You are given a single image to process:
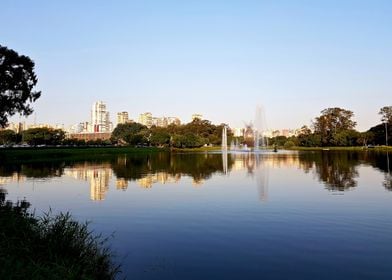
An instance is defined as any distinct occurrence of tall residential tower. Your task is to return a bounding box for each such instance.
[91,101,111,133]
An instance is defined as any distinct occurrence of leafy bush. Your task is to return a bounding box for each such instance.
[0,189,120,280]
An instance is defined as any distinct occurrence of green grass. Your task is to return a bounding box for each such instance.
[0,189,120,280]
[0,146,164,162]
[170,146,222,152]
[285,146,392,152]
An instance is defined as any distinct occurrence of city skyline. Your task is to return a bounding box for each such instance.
[2,1,391,131]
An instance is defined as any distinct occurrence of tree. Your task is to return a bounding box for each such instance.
[313,107,357,146]
[22,128,65,146]
[0,45,41,127]
[150,127,170,147]
[0,129,17,145]
[379,106,392,146]
[111,123,148,145]
[357,131,374,146]
[379,106,392,124]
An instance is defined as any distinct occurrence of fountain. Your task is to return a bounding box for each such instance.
[221,126,228,151]
[220,106,269,154]
[253,105,268,151]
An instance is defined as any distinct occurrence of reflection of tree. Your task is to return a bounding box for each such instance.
[110,152,234,184]
[2,150,392,194]
[383,152,392,191]
[0,162,64,179]
[299,152,359,191]
[384,175,392,191]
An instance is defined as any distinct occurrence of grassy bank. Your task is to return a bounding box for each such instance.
[0,146,164,162]
[286,146,392,152]
[0,189,119,280]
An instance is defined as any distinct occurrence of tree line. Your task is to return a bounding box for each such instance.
[0,45,391,148]
[269,106,392,148]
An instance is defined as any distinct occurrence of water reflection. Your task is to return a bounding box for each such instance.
[65,163,112,200]
[384,152,392,191]
[297,152,359,191]
[1,151,392,201]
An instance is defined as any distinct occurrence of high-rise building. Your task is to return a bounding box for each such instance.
[91,101,111,133]
[138,112,152,128]
[117,111,129,125]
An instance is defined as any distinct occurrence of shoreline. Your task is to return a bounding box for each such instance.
[1,145,391,163]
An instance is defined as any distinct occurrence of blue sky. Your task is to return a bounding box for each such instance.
[1,0,391,131]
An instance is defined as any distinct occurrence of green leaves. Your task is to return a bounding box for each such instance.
[0,45,41,127]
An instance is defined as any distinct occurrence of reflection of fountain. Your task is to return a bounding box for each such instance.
[229,153,269,201]
[255,155,269,201]
[222,149,228,175]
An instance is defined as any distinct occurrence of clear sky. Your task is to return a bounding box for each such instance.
[1,0,391,131]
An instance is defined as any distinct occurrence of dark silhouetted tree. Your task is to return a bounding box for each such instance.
[0,45,41,127]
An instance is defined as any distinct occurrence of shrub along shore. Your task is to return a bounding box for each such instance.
[0,189,120,280]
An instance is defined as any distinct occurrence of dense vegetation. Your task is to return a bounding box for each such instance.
[1,107,391,149]
[0,45,41,127]
[0,119,230,148]
[269,106,392,148]
[111,118,229,148]
[0,188,119,279]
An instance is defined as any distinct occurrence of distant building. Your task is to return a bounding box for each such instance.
[4,122,26,133]
[91,101,111,133]
[117,111,129,125]
[138,112,153,128]
[233,128,244,137]
[192,114,203,121]
[167,117,181,126]
[69,132,111,141]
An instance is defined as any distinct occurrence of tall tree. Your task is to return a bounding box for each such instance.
[0,45,41,127]
[313,107,356,146]
[379,106,392,124]
[379,106,392,146]
[111,123,148,145]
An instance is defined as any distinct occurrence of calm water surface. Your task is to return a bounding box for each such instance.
[1,150,392,279]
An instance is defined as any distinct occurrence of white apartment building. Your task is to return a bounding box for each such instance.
[138,112,153,128]
[117,111,129,125]
[91,101,111,133]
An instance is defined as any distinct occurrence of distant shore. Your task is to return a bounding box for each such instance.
[1,145,391,163]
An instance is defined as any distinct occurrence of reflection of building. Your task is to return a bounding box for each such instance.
[0,173,26,185]
[137,172,181,188]
[65,163,112,201]
[116,178,128,190]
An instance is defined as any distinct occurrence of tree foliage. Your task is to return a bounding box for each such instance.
[379,106,392,124]
[111,123,148,145]
[313,107,357,146]
[0,45,41,127]
[111,119,229,148]
[0,129,17,145]
[22,128,65,146]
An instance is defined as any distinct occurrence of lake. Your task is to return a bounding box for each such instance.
[1,150,392,279]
